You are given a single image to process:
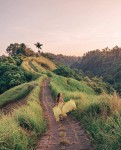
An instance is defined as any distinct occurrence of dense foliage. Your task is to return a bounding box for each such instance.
[41,52,81,67]
[53,65,83,81]
[72,46,121,93]
[0,56,33,94]
[83,76,114,94]
[6,43,35,56]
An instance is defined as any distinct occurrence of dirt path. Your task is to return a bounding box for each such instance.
[36,79,92,150]
[29,60,38,72]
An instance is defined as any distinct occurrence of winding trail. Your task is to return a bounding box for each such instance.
[36,79,92,150]
[28,60,38,72]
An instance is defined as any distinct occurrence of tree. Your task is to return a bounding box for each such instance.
[53,65,83,80]
[6,43,35,56]
[34,42,43,54]
[6,43,19,56]
[0,60,33,94]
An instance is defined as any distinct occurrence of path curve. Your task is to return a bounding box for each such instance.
[29,60,38,72]
[36,79,92,150]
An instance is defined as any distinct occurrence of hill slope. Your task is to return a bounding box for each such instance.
[41,52,81,67]
[1,54,121,149]
[21,56,56,73]
[72,46,121,93]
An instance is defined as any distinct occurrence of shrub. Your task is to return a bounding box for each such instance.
[0,61,35,94]
[53,65,82,81]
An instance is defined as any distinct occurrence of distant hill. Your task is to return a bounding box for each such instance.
[72,46,121,93]
[41,52,81,67]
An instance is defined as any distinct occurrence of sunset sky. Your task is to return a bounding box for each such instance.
[0,0,121,56]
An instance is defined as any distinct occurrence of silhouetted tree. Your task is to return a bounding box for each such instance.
[34,42,43,54]
[6,43,35,56]
[6,43,19,56]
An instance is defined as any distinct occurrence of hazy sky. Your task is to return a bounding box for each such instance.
[0,0,121,56]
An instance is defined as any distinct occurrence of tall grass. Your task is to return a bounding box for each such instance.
[0,69,45,108]
[21,59,36,73]
[21,59,41,79]
[0,75,47,150]
[14,76,47,137]
[31,60,44,72]
[50,74,121,149]
[50,74,96,101]
[14,100,46,137]
[22,56,56,72]
[74,95,121,150]
[0,83,31,108]
[51,74,96,94]
[35,56,56,71]
[0,115,30,150]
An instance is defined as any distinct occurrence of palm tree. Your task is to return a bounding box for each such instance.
[34,42,43,54]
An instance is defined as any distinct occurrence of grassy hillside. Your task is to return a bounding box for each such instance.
[0,75,47,150]
[21,56,56,73]
[50,74,96,101]
[41,52,81,67]
[50,73,121,149]
[0,82,31,108]
[1,54,121,149]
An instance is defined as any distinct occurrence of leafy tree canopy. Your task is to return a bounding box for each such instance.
[75,46,121,93]
[0,56,33,94]
[6,43,35,56]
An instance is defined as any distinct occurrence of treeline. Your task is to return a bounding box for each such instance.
[74,46,121,93]
[42,52,81,67]
[6,43,35,56]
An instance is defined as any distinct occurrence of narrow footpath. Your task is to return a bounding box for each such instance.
[36,79,92,150]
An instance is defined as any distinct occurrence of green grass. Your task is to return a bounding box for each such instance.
[0,75,47,150]
[31,60,43,72]
[72,99,121,150]
[14,100,46,137]
[0,71,45,108]
[51,74,96,94]
[50,74,96,101]
[0,115,30,150]
[0,83,31,108]
[14,78,47,137]
[22,56,56,72]
[50,74,121,149]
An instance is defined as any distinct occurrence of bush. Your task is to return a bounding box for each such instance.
[0,62,34,94]
[53,65,83,81]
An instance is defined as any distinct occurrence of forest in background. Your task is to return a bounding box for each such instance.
[42,46,121,94]
[72,46,121,93]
